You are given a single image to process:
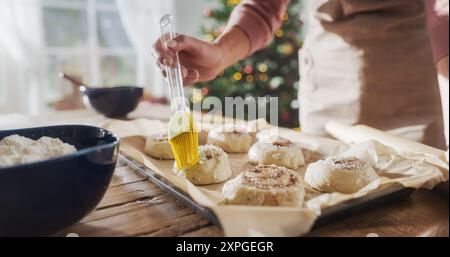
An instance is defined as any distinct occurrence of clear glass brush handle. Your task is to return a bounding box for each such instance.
[160,14,186,114]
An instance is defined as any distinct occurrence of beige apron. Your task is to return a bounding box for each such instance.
[299,0,445,149]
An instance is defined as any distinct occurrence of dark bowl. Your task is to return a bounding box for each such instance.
[80,86,143,118]
[0,125,120,236]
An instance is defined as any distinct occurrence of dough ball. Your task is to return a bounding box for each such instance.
[222,164,305,206]
[175,144,232,185]
[304,156,379,194]
[248,135,305,169]
[207,124,254,153]
[144,133,174,160]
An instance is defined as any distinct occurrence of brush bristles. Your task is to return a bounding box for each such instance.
[169,131,199,170]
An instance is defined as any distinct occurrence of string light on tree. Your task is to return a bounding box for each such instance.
[281,111,290,122]
[258,63,268,73]
[205,33,214,42]
[270,76,284,89]
[258,73,268,82]
[233,72,242,81]
[279,43,294,55]
[227,0,241,7]
[274,28,284,38]
[201,87,209,95]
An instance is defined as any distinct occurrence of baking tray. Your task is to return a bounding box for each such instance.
[119,154,415,232]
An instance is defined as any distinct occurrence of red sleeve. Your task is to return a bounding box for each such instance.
[425,0,449,63]
[226,0,290,55]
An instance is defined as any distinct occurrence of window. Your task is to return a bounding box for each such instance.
[0,0,204,114]
[42,0,137,103]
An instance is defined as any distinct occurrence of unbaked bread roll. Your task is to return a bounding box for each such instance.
[248,135,305,169]
[222,164,305,206]
[175,144,232,185]
[304,156,378,194]
[144,133,174,160]
[207,124,254,153]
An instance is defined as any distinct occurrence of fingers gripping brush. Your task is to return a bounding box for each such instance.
[160,14,199,170]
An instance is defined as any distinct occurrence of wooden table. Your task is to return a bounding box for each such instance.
[2,103,448,237]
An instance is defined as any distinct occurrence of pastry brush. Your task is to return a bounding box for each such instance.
[160,14,199,170]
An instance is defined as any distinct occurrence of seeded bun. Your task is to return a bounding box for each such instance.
[248,135,305,170]
[144,133,174,160]
[305,156,379,194]
[222,164,305,206]
[207,124,254,153]
[174,144,232,185]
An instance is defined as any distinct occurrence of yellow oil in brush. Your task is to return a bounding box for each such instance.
[168,111,199,170]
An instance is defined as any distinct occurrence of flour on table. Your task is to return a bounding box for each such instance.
[0,135,77,168]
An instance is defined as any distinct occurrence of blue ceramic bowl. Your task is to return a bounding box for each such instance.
[0,125,120,236]
[80,86,143,118]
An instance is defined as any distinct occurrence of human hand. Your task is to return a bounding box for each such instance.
[153,34,225,85]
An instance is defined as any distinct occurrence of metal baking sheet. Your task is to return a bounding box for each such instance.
[119,154,414,232]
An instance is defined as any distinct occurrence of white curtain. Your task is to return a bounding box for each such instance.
[0,0,46,115]
[117,0,174,98]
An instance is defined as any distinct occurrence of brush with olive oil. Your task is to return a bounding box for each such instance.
[160,14,199,170]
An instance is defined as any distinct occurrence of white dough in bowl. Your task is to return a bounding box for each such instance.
[222,164,305,207]
[0,134,77,168]
[174,144,232,185]
[304,156,379,194]
[248,135,305,169]
[144,133,174,160]
[207,124,254,153]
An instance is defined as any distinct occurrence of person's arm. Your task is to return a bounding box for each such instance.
[214,27,251,73]
[153,0,289,85]
[225,0,290,56]
[212,0,290,70]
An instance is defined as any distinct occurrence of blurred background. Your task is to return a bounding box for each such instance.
[0,0,304,127]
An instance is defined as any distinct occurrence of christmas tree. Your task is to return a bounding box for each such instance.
[192,0,303,127]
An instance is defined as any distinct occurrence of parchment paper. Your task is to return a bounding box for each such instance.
[103,118,448,236]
